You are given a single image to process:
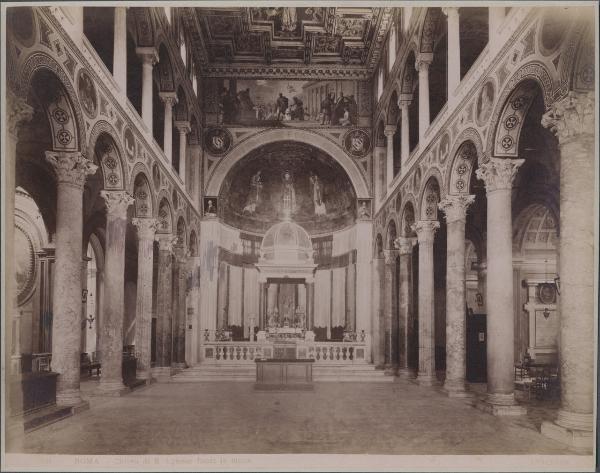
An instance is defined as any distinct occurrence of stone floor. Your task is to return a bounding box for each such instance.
[13,379,586,456]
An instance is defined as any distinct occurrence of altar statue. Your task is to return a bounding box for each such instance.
[281,171,296,217]
[310,173,326,216]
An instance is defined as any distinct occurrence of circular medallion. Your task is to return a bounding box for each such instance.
[77,69,98,119]
[107,173,119,186]
[57,129,72,145]
[204,127,232,156]
[501,135,514,150]
[52,107,69,124]
[504,114,519,130]
[343,128,371,158]
[538,283,556,304]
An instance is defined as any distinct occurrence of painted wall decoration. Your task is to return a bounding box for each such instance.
[476,80,495,127]
[206,78,361,127]
[203,126,233,156]
[357,199,372,220]
[77,69,98,119]
[123,127,136,162]
[220,141,357,234]
[204,196,218,217]
[343,128,371,158]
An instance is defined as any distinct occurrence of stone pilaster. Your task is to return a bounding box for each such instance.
[475,157,525,415]
[153,234,176,380]
[98,191,134,395]
[383,249,399,373]
[415,53,433,143]
[371,254,385,368]
[136,48,158,132]
[45,151,98,405]
[540,91,595,448]
[160,92,178,164]
[132,218,158,380]
[439,195,475,397]
[412,220,440,385]
[394,236,416,377]
[383,125,396,187]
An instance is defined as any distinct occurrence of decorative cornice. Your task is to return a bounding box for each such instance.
[438,194,475,223]
[100,190,134,218]
[7,91,34,137]
[132,217,159,241]
[411,220,440,244]
[541,91,594,144]
[475,157,524,193]
[45,151,98,189]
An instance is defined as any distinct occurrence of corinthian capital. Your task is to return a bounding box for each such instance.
[136,47,159,66]
[132,218,159,241]
[438,194,475,223]
[394,236,416,255]
[383,124,397,137]
[100,190,134,218]
[475,157,524,193]
[541,91,594,143]
[156,234,178,252]
[415,53,433,73]
[7,92,34,137]
[383,249,399,265]
[411,220,440,244]
[159,92,178,108]
[174,120,191,135]
[45,151,98,188]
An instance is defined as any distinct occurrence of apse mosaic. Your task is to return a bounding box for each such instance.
[207,78,361,127]
[220,141,357,234]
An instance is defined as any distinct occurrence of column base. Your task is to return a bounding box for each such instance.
[97,380,129,397]
[541,420,594,451]
[171,362,186,369]
[414,373,438,387]
[137,368,153,381]
[476,393,526,416]
[443,384,473,398]
[384,364,398,376]
[396,367,414,379]
[56,388,83,406]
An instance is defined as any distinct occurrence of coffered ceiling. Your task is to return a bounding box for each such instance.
[180,7,393,79]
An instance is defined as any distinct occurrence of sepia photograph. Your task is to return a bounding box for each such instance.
[1,2,598,472]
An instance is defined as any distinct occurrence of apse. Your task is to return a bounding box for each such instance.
[219,141,357,235]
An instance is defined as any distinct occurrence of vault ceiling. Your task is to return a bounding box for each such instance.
[181,7,393,79]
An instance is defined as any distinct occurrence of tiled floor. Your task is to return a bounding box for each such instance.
[13,379,583,456]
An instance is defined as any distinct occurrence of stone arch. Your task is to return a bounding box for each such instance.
[400,197,417,237]
[156,195,174,234]
[205,129,369,198]
[486,62,555,157]
[131,168,155,219]
[176,214,187,248]
[88,121,127,191]
[512,203,559,254]
[385,218,398,250]
[87,231,106,272]
[445,128,484,195]
[17,53,85,152]
[418,174,442,221]
[156,41,175,92]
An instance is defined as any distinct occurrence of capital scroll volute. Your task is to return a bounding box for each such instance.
[438,195,475,223]
[541,91,594,144]
[100,190,134,218]
[45,151,98,188]
[132,218,159,241]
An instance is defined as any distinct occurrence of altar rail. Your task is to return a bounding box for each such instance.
[201,340,371,365]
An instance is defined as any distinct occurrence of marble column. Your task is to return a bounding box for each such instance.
[199,220,220,334]
[443,7,460,104]
[412,220,440,385]
[185,254,201,365]
[439,194,475,397]
[383,249,399,373]
[174,121,190,184]
[355,221,373,336]
[136,47,158,132]
[488,7,505,49]
[132,217,158,380]
[415,53,433,143]
[153,234,176,379]
[45,151,98,405]
[395,237,415,377]
[374,145,386,202]
[258,282,266,330]
[113,7,127,92]
[97,191,134,394]
[399,96,411,165]
[160,92,178,163]
[475,157,525,415]
[6,92,33,377]
[172,246,187,368]
[371,254,385,368]
[384,125,396,187]
[540,91,595,448]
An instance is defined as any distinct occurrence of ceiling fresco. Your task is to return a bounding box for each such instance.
[219,141,357,235]
[181,7,392,78]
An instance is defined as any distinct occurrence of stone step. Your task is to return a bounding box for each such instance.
[23,405,74,433]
